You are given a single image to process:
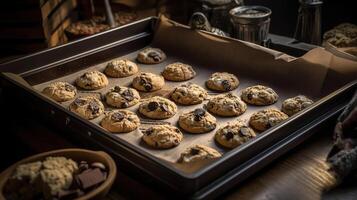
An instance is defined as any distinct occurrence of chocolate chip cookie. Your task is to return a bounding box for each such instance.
[241,85,278,106]
[215,120,256,148]
[282,95,314,116]
[249,108,288,131]
[101,110,140,133]
[142,125,183,149]
[105,86,140,108]
[69,96,104,120]
[139,96,177,119]
[207,93,247,117]
[162,62,196,81]
[75,71,108,90]
[206,72,239,92]
[42,81,77,102]
[178,108,217,133]
[178,144,222,163]
[104,59,138,78]
[170,83,208,105]
[137,47,166,64]
[132,72,165,92]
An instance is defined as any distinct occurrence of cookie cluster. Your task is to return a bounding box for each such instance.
[41,47,314,164]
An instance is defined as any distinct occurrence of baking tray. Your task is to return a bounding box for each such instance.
[1,17,356,199]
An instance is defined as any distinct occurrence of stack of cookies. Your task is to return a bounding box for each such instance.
[41,47,314,165]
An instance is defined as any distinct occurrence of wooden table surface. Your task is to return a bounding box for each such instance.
[2,112,357,200]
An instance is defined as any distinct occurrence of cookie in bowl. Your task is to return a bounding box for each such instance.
[42,81,77,102]
[241,85,278,106]
[139,96,177,119]
[104,59,138,78]
[206,72,239,92]
[101,110,140,133]
[178,108,217,133]
[132,72,165,92]
[249,108,288,131]
[162,62,196,81]
[170,82,207,105]
[75,71,108,90]
[215,120,256,149]
[178,144,222,163]
[142,125,183,149]
[69,96,104,120]
[105,86,140,108]
[207,93,247,117]
[137,47,166,64]
[281,95,314,116]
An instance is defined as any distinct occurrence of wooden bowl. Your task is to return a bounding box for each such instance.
[0,148,117,200]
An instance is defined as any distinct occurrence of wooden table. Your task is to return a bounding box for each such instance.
[2,110,357,200]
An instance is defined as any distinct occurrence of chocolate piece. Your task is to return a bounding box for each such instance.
[247,93,253,100]
[190,148,200,155]
[74,98,86,106]
[139,78,147,85]
[57,189,84,200]
[221,80,231,91]
[65,84,76,92]
[122,102,129,108]
[75,168,106,190]
[225,131,234,140]
[122,89,134,101]
[148,51,161,61]
[78,161,89,173]
[144,83,153,91]
[91,162,106,171]
[114,86,121,92]
[148,102,159,111]
[88,102,99,114]
[111,112,125,121]
[146,129,153,136]
[194,108,206,121]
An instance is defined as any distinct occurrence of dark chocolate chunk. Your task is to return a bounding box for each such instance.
[247,93,253,100]
[225,131,234,140]
[74,98,86,106]
[190,148,200,155]
[64,84,76,92]
[75,168,106,190]
[88,102,99,114]
[78,161,89,173]
[144,83,153,91]
[111,112,125,121]
[175,128,181,133]
[122,89,134,101]
[57,189,84,200]
[221,80,231,91]
[114,86,122,92]
[139,78,147,85]
[146,129,153,136]
[194,108,206,121]
[148,101,159,111]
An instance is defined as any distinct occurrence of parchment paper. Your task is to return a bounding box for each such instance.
[31,16,357,172]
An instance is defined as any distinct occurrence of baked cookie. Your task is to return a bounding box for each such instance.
[142,125,183,149]
[42,81,77,102]
[105,86,140,108]
[207,93,247,117]
[104,59,138,78]
[206,72,239,92]
[281,95,314,116]
[170,83,208,105]
[139,96,177,119]
[178,108,216,133]
[101,110,140,133]
[162,62,196,81]
[249,108,288,131]
[69,96,104,120]
[137,47,166,64]
[215,120,256,148]
[178,144,222,163]
[75,71,108,90]
[132,72,165,92]
[241,85,278,106]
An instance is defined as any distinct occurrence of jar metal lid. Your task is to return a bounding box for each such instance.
[230,6,272,24]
